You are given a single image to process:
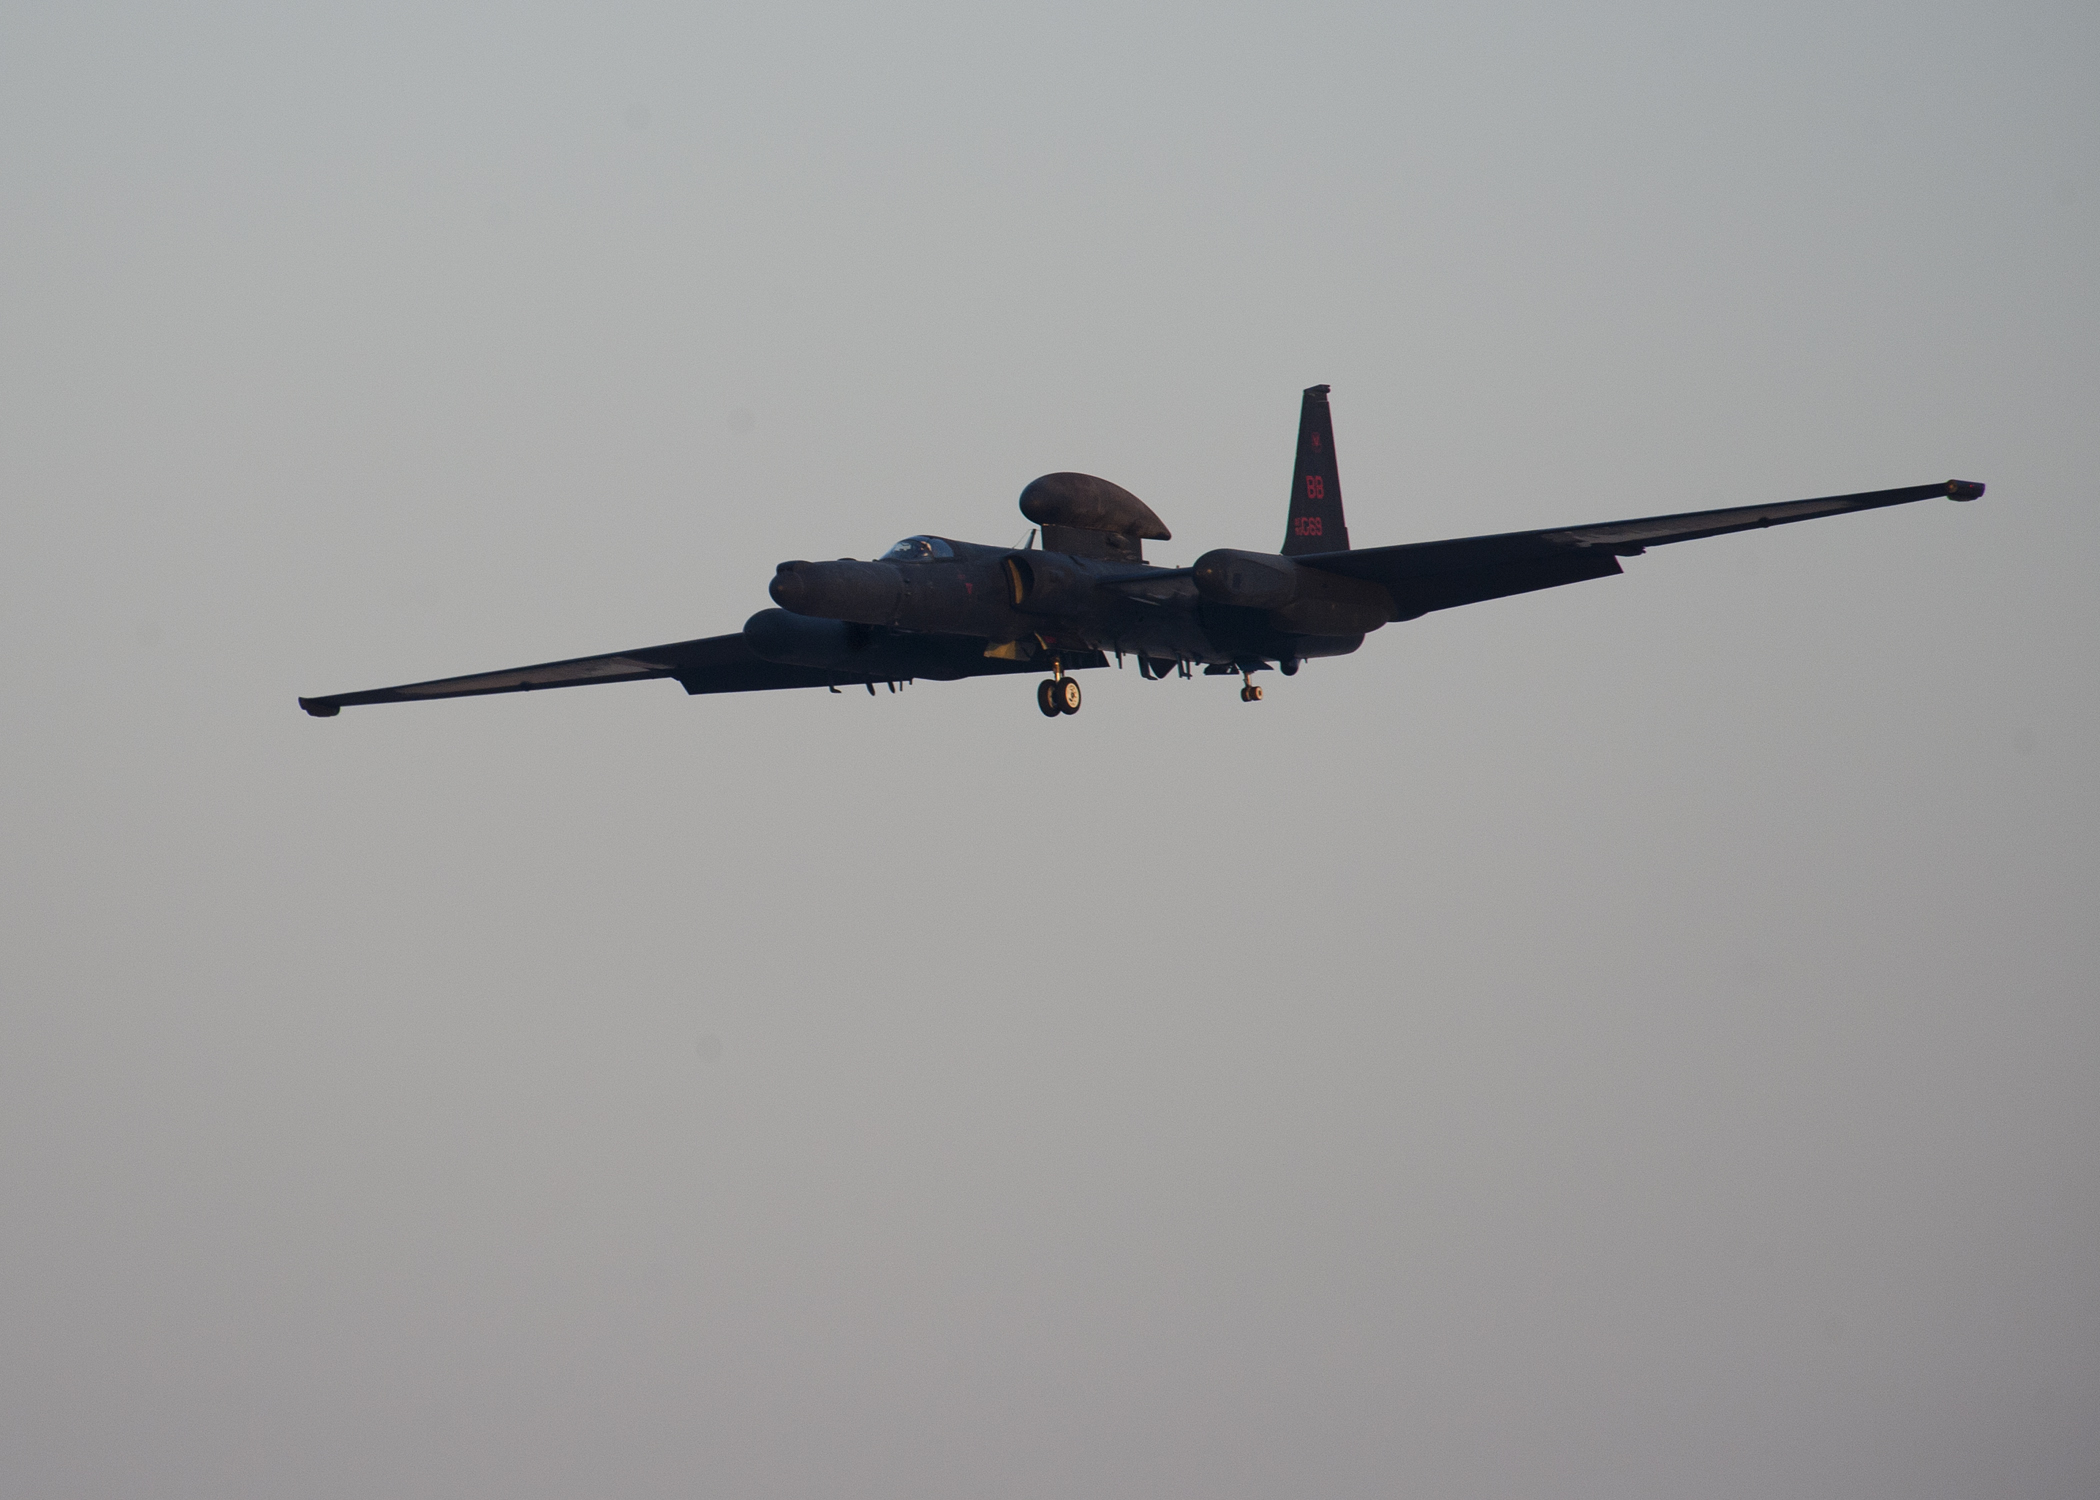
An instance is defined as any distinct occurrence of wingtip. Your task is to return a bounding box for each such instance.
[1948,480,1985,502]
[299,697,340,717]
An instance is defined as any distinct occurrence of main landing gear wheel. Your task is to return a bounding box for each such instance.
[1037,675,1082,717]
[1239,683,1264,702]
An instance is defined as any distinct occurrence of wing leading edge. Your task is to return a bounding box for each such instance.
[297,633,854,716]
[297,630,1105,715]
[1294,480,1983,620]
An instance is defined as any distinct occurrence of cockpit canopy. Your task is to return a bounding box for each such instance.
[881,535,956,562]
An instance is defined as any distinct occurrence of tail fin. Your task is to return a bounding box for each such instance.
[1282,384,1349,555]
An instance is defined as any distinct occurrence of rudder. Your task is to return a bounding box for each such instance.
[1282,384,1349,556]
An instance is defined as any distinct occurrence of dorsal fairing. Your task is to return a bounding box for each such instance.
[1020,472,1169,561]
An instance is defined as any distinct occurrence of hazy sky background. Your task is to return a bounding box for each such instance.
[3,3,2096,1496]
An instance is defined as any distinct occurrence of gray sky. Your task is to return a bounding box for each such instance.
[3,3,2096,1496]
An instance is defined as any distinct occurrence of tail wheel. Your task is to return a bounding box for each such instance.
[1057,678,1082,714]
[1037,679,1062,717]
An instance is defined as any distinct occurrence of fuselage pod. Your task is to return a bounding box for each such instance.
[1191,549,1391,635]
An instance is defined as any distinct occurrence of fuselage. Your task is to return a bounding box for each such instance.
[759,537,1372,680]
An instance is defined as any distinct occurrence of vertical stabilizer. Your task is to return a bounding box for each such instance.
[1282,384,1349,556]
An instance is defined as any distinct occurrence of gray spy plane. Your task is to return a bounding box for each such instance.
[299,386,1984,719]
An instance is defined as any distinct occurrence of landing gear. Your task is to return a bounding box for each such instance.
[1239,668,1263,703]
[1037,665,1082,718]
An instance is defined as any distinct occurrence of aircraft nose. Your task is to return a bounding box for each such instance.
[767,558,903,623]
[769,563,809,611]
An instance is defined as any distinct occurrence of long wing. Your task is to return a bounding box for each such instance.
[1296,480,1984,621]
[298,632,853,716]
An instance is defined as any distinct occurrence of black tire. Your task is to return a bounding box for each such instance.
[1037,679,1062,717]
[1058,678,1082,714]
